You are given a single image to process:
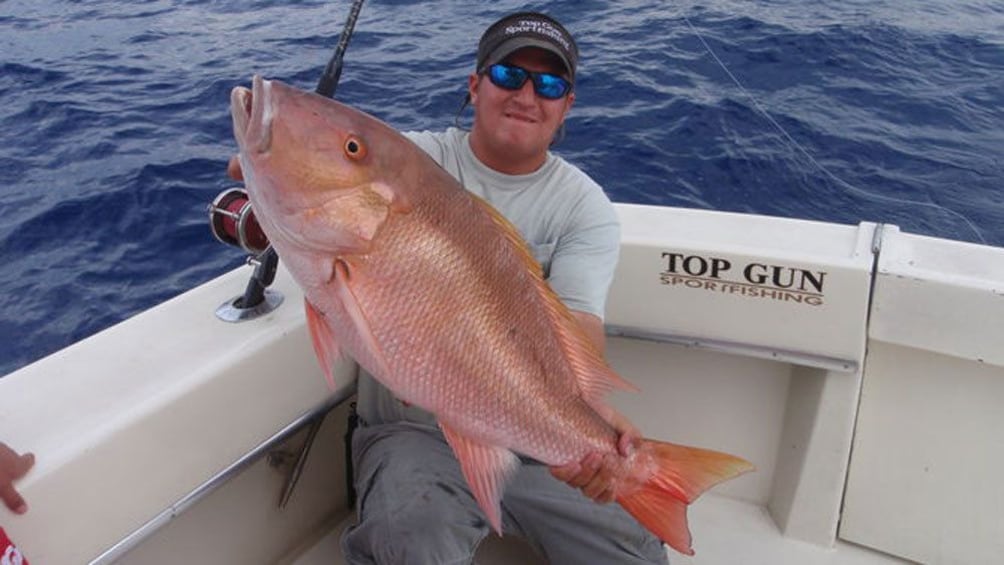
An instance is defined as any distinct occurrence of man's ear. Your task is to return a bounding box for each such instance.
[468,73,480,105]
[564,91,576,114]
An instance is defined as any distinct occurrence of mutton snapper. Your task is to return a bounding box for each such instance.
[230,75,753,556]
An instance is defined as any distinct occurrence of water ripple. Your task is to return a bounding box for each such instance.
[1,0,1002,375]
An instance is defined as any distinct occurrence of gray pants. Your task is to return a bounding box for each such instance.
[341,422,668,565]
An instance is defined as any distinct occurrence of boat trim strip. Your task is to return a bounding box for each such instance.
[606,325,859,373]
[88,383,357,565]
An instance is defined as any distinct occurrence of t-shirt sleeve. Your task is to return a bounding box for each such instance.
[546,184,621,320]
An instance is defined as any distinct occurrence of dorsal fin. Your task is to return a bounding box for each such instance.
[469,195,637,404]
[469,193,543,279]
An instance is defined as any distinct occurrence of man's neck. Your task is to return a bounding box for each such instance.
[468,131,547,176]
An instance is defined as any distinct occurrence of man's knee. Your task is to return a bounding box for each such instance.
[345,425,488,564]
[343,504,487,565]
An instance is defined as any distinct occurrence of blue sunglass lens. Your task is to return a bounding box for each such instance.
[488,64,570,100]
[532,73,570,99]
[489,64,528,89]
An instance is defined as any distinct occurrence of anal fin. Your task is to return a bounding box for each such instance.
[439,422,519,534]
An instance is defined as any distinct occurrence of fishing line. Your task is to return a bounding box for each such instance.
[681,14,987,244]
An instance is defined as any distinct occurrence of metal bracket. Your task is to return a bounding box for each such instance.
[271,412,329,509]
[215,250,284,322]
[215,289,284,323]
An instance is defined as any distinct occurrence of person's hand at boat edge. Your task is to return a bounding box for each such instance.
[0,442,34,515]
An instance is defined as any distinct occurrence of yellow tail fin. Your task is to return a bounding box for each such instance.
[617,440,754,556]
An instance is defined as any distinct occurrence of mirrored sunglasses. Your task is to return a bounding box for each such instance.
[486,63,572,100]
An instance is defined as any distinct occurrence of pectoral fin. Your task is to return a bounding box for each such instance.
[304,299,341,390]
[331,258,392,378]
[439,422,519,534]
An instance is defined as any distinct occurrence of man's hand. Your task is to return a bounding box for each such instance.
[550,311,643,502]
[227,155,244,181]
[1,442,35,514]
[550,406,643,504]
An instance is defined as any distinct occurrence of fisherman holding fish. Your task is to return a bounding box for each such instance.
[340,12,670,563]
[229,9,750,563]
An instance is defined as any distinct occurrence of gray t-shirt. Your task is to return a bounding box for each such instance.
[356,127,620,426]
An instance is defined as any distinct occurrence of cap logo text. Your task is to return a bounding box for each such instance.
[505,19,571,52]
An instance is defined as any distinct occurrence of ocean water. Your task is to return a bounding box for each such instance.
[1,0,1002,377]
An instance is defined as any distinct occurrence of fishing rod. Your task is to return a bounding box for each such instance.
[209,0,367,316]
[317,0,365,99]
[206,0,368,513]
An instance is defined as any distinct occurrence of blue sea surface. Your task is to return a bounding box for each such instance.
[2,0,1003,376]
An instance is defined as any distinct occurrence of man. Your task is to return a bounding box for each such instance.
[0,441,33,515]
[227,10,667,564]
[340,11,667,564]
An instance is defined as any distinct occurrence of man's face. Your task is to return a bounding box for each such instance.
[468,47,575,165]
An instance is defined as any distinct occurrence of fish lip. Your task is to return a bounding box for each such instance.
[230,74,272,154]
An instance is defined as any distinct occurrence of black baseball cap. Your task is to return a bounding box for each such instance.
[476,12,579,80]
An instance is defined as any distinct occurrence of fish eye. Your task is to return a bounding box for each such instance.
[344,136,366,160]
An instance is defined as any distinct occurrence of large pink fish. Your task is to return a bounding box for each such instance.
[230,75,753,555]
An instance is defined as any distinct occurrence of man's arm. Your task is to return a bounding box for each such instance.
[0,442,34,514]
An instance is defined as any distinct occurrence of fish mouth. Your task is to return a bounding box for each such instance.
[230,74,273,154]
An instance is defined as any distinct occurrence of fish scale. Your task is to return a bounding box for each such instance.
[355,190,606,462]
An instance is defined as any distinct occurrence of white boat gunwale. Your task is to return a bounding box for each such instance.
[2,203,1001,564]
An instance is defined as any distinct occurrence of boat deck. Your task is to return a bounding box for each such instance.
[289,494,909,565]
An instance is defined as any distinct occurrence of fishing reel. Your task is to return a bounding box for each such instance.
[208,187,283,322]
[208,187,269,254]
